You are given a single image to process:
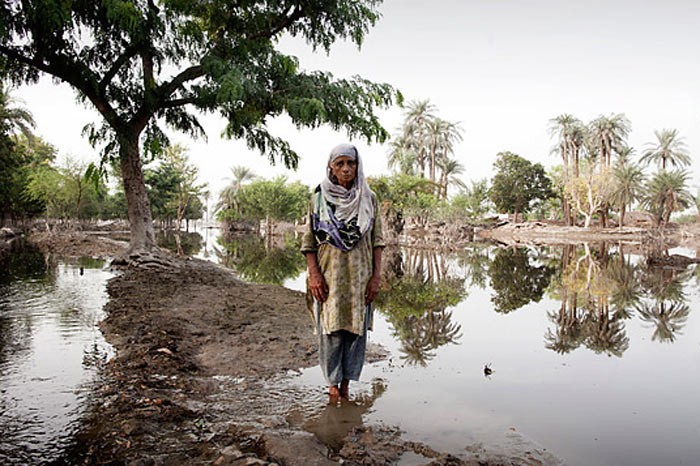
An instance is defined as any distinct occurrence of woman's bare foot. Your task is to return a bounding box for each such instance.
[339,379,350,399]
[329,385,340,402]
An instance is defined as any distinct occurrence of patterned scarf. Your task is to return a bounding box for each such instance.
[313,144,375,251]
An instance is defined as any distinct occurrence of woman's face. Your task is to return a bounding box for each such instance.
[329,155,357,189]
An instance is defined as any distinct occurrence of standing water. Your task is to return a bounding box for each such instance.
[0,241,112,465]
[207,231,700,466]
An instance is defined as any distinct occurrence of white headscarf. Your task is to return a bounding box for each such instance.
[319,143,374,235]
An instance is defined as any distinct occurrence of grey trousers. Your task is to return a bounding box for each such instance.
[317,304,370,386]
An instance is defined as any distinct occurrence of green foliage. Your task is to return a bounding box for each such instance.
[217,234,305,285]
[640,129,690,170]
[0,1,400,166]
[387,100,463,198]
[450,179,492,222]
[234,176,309,224]
[368,173,440,224]
[488,247,554,313]
[144,144,205,224]
[375,273,466,321]
[641,169,692,227]
[489,151,553,219]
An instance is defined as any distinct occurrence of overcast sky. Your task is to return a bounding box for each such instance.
[14,0,700,197]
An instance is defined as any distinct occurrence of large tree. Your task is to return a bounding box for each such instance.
[489,151,553,222]
[0,0,400,253]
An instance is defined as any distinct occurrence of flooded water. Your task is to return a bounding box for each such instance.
[211,233,700,466]
[7,225,699,466]
[0,242,113,465]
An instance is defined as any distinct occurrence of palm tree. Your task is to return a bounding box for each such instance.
[611,159,645,226]
[640,129,691,170]
[401,100,436,177]
[387,134,417,175]
[549,114,580,177]
[642,169,691,227]
[423,117,463,186]
[437,157,465,199]
[549,114,586,224]
[589,114,631,169]
[216,166,257,214]
[0,85,35,138]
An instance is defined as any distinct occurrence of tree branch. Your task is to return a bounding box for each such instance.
[162,97,201,108]
[98,46,138,94]
[247,5,304,41]
[0,44,122,128]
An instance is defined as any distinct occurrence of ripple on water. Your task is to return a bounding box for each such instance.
[0,259,113,465]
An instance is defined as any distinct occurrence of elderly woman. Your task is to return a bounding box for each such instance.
[301,143,385,401]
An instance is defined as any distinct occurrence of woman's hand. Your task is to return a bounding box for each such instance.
[365,274,380,305]
[309,269,329,303]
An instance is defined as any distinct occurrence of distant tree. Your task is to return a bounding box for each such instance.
[437,156,465,199]
[236,176,309,235]
[489,151,553,222]
[390,100,463,195]
[451,179,491,222]
[549,114,586,224]
[145,144,204,228]
[216,166,257,216]
[25,164,66,225]
[641,169,692,227]
[565,164,615,228]
[0,87,38,224]
[640,129,691,170]
[1,1,400,253]
[611,160,645,226]
[588,114,631,168]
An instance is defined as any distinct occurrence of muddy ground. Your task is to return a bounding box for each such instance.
[21,222,700,466]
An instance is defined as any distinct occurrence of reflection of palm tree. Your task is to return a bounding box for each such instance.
[375,248,466,367]
[604,257,642,320]
[638,264,689,303]
[545,292,585,354]
[393,308,463,366]
[636,301,690,343]
[582,305,629,357]
[456,246,491,289]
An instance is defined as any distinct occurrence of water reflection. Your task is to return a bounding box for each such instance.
[156,230,203,256]
[215,233,306,285]
[541,243,695,355]
[0,241,112,465]
[375,247,465,366]
[488,247,555,314]
[304,379,387,452]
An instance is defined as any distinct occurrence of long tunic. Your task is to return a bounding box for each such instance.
[301,194,385,336]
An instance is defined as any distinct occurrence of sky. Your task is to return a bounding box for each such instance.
[13,0,700,198]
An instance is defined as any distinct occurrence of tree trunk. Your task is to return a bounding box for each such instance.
[119,134,156,252]
[619,205,626,228]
